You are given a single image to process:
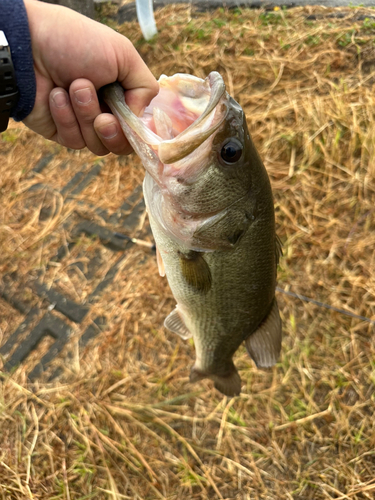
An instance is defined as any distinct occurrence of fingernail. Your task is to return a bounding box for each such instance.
[74,88,92,105]
[52,91,68,108]
[97,122,118,140]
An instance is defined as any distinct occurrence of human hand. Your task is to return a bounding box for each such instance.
[23,0,158,155]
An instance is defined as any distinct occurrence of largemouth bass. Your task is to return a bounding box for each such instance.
[103,72,282,396]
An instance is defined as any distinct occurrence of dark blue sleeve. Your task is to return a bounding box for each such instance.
[0,0,36,121]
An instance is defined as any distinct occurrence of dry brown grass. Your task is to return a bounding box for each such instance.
[1,5,375,499]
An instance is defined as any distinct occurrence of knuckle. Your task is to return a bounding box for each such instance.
[111,144,133,156]
[57,134,85,150]
[61,117,80,131]
[91,145,109,156]
[53,108,79,131]
[76,107,97,125]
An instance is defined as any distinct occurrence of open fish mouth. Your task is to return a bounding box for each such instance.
[102,72,229,166]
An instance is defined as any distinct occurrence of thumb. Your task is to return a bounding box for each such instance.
[116,36,159,116]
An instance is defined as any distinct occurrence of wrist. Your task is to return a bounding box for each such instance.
[0,0,36,124]
[0,31,19,132]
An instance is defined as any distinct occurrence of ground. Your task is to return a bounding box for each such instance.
[0,4,375,500]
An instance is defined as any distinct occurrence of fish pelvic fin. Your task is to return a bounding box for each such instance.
[190,364,241,397]
[156,246,165,277]
[245,298,282,368]
[164,307,192,339]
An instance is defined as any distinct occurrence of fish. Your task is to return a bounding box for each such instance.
[102,72,282,396]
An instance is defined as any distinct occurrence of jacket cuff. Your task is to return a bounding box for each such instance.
[0,0,36,121]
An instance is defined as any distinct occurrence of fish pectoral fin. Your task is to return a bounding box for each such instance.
[190,364,241,397]
[245,299,282,368]
[156,246,165,277]
[179,251,212,293]
[164,308,192,339]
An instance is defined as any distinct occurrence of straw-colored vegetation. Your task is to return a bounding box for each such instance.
[1,4,375,499]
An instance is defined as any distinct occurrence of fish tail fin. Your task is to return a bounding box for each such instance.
[245,298,282,368]
[212,372,241,397]
[190,364,241,397]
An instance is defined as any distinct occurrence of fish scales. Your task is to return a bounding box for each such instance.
[103,72,282,396]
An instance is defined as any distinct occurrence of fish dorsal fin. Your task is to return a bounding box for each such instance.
[179,251,212,294]
[164,308,192,339]
[156,246,165,277]
[245,299,282,368]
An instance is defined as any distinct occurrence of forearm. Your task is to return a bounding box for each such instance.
[0,0,36,121]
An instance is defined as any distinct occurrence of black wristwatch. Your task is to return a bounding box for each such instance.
[0,31,19,133]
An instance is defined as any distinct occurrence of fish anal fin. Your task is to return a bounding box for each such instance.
[245,299,282,368]
[190,364,241,397]
[179,251,212,294]
[164,307,192,339]
[156,246,165,277]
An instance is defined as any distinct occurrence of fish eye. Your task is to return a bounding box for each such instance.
[220,138,243,165]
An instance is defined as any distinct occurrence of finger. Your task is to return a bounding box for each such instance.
[69,79,109,156]
[23,75,58,141]
[49,87,85,149]
[117,37,159,116]
[94,113,133,156]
